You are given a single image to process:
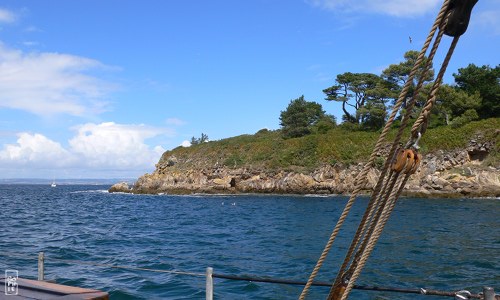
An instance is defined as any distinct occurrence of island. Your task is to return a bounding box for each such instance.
[110,119,499,198]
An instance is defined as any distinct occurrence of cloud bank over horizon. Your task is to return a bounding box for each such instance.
[0,122,167,178]
[0,15,173,178]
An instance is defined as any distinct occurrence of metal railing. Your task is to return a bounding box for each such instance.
[4,251,498,300]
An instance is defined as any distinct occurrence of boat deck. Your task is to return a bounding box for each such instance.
[0,276,108,299]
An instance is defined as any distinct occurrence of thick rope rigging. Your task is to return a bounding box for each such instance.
[299,0,478,299]
[329,25,459,300]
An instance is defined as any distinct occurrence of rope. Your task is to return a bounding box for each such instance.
[340,175,410,300]
[301,1,470,299]
[0,252,204,277]
[299,1,452,299]
[0,251,36,260]
[332,32,459,300]
[411,36,460,139]
[333,28,458,300]
[45,256,206,277]
[331,15,452,293]
[212,273,484,299]
[335,170,400,286]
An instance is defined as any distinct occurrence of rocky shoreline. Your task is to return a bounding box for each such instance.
[110,140,499,198]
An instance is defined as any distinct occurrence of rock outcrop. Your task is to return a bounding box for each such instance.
[109,182,132,193]
[114,139,499,198]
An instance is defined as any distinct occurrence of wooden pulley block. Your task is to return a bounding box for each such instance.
[392,148,422,174]
[403,149,415,174]
[408,151,423,174]
[392,149,409,173]
[329,283,346,300]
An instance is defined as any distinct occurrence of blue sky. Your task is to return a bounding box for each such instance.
[0,0,498,179]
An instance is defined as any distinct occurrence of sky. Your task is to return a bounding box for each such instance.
[0,0,498,179]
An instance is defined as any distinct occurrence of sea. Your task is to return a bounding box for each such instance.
[0,184,498,299]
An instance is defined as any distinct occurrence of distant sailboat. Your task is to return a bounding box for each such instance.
[51,180,57,187]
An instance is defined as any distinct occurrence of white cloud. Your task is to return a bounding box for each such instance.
[0,133,71,167]
[0,43,116,117]
[0,122,169,177]
[0,8,16,23]
[180,140,191,147]
[307,0,440,17]
[69,122,166,168]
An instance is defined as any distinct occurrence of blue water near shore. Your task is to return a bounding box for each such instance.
[0,184,498,299]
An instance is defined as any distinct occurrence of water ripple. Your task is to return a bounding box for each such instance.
[0,185,498,299]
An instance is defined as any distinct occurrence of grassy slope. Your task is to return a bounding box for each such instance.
[159,118,499,172]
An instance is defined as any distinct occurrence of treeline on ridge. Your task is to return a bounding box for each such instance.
[280,51,499,138]
[163,52,498,171]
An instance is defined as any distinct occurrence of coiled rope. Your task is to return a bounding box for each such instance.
[299,1,474,299]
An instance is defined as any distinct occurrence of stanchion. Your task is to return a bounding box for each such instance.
[38,252,44,281]
[483,287,495,300]
[206,267,213,300]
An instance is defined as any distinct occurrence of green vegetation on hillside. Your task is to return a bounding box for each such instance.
[279,95,336,138]
[159,118,499,173]
[161,57,498,173]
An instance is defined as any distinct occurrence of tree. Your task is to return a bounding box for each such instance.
[450,109,479,128]
[190,133,209,145]
[433,84,481,126]
[357,99,387,130]
[381,50,434,113]
[453,64,500,119]
[323,72,389,125]
[382,50,434,90]
[313,114,337,134]
[280,96,326,138]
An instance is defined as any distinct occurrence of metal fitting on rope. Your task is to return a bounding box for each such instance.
[444,0,478,37]
[412,132,422,150]
[329,275,350,300]
[455,290,472,300]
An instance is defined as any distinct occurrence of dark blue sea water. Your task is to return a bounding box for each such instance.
[0,184,498,299]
